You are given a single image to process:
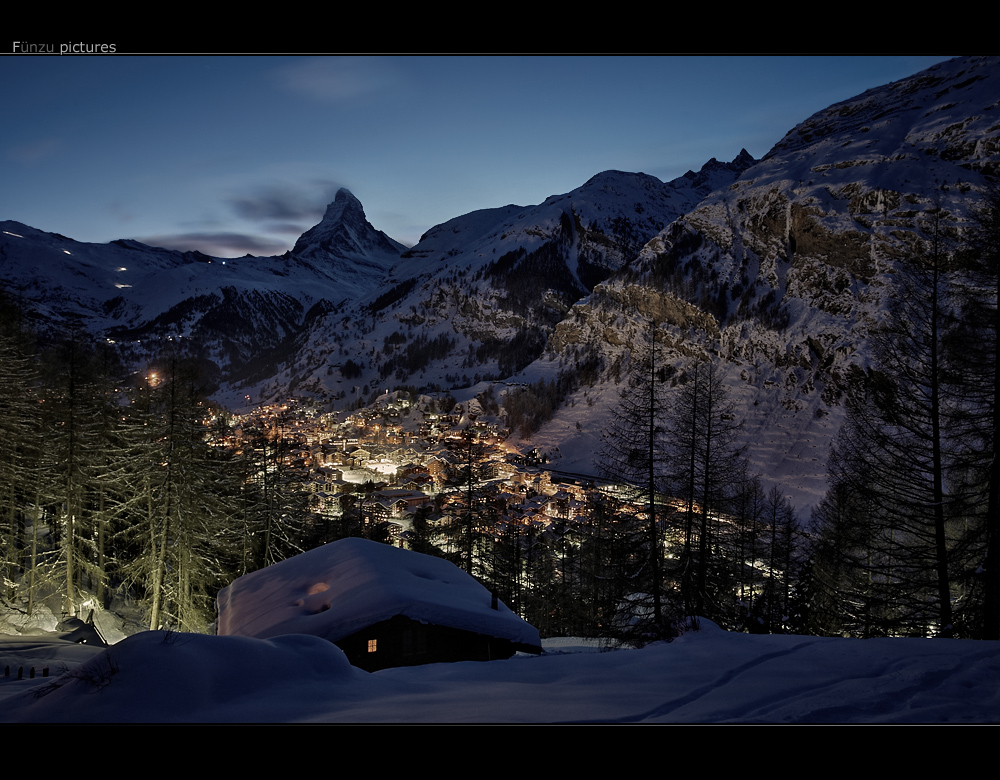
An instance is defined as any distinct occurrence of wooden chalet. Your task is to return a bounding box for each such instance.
[217,538,541,672]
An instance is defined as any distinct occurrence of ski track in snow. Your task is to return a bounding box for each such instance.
[758,645,1000,724]
[565,638,826,724]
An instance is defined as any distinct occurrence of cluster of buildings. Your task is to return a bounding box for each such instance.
[211,391,595,549]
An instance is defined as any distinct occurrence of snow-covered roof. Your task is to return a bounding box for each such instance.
[217,538,540,649]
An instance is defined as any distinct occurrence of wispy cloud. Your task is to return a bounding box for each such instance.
[224,179,347,242]
[269,56,400,102]
[137,232,290,258]
[227,180,343,223]
[267,221,314,236]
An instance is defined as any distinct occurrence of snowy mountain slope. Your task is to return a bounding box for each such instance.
[532,55,1000,511]
[268,156,755,405]
[0,187,405,386]
[0,151,753,406]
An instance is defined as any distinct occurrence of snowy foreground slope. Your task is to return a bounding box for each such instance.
[2,623,999,723]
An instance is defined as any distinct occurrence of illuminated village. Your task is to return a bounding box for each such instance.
[217,390,594,558]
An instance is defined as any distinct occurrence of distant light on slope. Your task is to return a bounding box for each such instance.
[63,249,71,254]
[2,231,23,238]
[115,283,132,288]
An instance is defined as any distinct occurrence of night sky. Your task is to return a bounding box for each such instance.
[2,54,951,257]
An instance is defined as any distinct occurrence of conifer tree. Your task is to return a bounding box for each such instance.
[0,292,40,605]
[809,481,888,637]
[237,408,311,571]
[665,355,747,626]
[951,188,1000,638]
[598,320,672,640]
[577,490,638,637]
[730,473,767,629]
[760,485,797,633]
[814,213,966,637]
[37,330,112,618]
[119,356,241,632]
[449,426,490,576]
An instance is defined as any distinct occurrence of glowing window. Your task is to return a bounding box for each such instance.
[368,639,377,653]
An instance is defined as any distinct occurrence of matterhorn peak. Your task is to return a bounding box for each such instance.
[290,188,405,268]
[319,188,365,224]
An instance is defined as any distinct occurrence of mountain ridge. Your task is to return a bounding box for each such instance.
[2,55,998,514]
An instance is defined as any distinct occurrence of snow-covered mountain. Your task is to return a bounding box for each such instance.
[0,187,403,386]
[2,56,998,513]
[533,55,1000,508]
[267,155,755,404]
[289,188,406,273]
[0,159,752,399]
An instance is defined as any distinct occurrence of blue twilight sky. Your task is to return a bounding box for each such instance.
[2,55,952,256]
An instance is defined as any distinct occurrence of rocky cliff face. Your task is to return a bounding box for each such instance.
[538,55,1000,506]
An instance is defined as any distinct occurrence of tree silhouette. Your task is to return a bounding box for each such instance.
[598,319,672,641]
[665,355,747,626]
[813,210,968,637]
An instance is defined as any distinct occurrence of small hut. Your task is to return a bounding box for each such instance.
[217,538,541,672]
